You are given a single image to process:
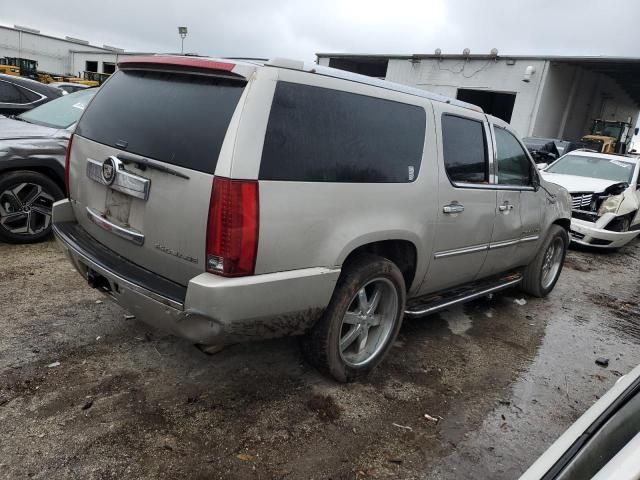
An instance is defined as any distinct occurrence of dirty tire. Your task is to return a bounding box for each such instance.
[0,170,64,244]
[302,254,406,383]
[521,225,568,297]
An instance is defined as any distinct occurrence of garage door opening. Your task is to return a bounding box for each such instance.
[85,60,98,73]
[103,62,116,74]
[457,89,516,123]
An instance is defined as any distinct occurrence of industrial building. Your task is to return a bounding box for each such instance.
[0,24,143,76]
[317,51,640,142]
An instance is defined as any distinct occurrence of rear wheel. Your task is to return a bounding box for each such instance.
[0,171,64,244]
[302,254,406,382]
[521,225,568,297]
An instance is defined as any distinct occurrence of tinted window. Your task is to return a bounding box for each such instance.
[441,114,488,184]
[495,128,532,186]
[18,86,40,103]
[0,80,23,103]
[76,69,245,174]
[260,82,425,183]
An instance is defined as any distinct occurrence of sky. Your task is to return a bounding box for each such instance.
[2,0,640,62]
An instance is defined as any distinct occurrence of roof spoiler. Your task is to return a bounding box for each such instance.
[117,55,253,78]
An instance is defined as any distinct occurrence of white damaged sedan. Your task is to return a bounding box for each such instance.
[541,151,640,248]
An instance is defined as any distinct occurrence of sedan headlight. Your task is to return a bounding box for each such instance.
[597,194,624,216]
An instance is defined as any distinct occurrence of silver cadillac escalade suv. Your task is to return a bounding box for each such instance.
[53,55,571,382]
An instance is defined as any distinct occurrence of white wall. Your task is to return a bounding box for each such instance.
[319,55,640,143]
[535,65,639,141]
[384,57,548,136]
[70,52,121,77]
[530,62,578,138]
[0,26,111,75]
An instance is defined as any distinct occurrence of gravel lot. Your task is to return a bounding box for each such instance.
[1,238,639,479]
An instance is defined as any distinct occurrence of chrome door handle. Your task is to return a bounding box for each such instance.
[443,204,465,214]
[498,203,515,212]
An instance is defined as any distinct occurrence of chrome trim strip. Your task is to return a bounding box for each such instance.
[86,158,151,200]
[492,185,536,191]
[520,235,540,243]
[487,121,498,184]
[434,244,488,259]
[489,238,520,249]
[405,277,523,316]
[53,226,183,311]
[436,235,541,258]
[449,182,535,192]
[86,207,145,246]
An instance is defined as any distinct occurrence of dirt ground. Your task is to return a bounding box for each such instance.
[1,238,639,479]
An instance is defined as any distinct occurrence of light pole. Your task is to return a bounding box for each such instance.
[178,26,188,54]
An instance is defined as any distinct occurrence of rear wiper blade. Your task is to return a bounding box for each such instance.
[117,153,190,180]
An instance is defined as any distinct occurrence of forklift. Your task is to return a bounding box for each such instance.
[0,57,39,80]
[580,119,638,154]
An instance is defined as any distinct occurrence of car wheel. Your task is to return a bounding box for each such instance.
[0,170,64,244]
[521,225,568,298]
[302,254,406,382]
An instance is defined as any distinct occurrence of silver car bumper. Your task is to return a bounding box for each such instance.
[570,218,640,249]
[52,199,340,345]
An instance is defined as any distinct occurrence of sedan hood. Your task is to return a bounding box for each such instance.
[0,116,59,140]
[540,172,623,193]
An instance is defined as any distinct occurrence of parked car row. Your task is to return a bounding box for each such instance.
[1,55,638,479]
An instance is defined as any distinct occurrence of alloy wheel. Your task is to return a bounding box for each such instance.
[541,237,564,289]
[339,277,399,368]
[0,182,55,236]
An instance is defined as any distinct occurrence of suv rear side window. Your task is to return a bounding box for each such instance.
[18,86,41,103]
[0,80,23,103]
[441,114,488,184]
[495,127,532,186]
[260,82,425,183]
[75,69,245,174]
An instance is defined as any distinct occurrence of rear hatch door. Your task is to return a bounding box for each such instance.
[69,60,247,285]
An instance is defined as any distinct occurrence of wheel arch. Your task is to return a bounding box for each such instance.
[0,160,65,194]
[337,234,420,293]
[552,217,571,232]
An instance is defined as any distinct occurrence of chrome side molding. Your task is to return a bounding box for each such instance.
[434,235,540,259]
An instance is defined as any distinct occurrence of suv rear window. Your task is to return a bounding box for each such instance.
[260,82,425,183]
[75,69,245,174]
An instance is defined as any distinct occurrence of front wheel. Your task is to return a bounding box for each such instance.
[302,254,406,382]
[521,225,568,297]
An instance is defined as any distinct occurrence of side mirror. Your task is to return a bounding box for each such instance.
[537,163,548,170]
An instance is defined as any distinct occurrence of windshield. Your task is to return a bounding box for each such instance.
[591,120,623,139]
[17,88,95,129]
[546,154,635,183]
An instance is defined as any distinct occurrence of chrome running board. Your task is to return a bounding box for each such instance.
[404,272,523,317]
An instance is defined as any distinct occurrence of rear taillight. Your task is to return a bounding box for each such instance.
[64,133,74,198]
[206,176,259,277]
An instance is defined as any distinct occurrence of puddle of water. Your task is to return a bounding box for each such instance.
[440,305,473,336]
